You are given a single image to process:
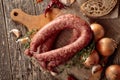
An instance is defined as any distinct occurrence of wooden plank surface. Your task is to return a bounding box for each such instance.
[1,0,34,80]
[0,0,120,80]
[0,0,12,80]
[2,0,38,80]
[1,0,55,80]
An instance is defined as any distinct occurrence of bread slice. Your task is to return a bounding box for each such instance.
[80,0,117,17]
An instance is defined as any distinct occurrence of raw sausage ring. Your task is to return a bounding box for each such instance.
[25,14,93,71]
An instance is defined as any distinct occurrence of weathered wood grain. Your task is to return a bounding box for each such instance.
[2,0,56,80]
[0,0,12,80]
[2,0,35,80]
[0,0,120,80]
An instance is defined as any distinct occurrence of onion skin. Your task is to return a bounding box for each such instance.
[84,50,99,67]
[105,65,120,80]
[96,38,117,57]
[90,23,105,41]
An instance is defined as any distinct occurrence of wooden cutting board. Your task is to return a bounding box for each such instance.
[10,8,61,31]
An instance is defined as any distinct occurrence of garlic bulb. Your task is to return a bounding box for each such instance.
[9,29,21,38]
[60,0,75,6]
[50,71,58,76]
[16,37,29,44]
[89,65,103,80]
[92,65,103,75]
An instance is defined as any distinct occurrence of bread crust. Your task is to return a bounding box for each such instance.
[80,0,117,18]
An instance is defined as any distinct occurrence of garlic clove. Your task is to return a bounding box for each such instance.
[16,37,29,44]
[60,0,68,5]
[60,0,76,6]
[50,71,58,76]
[89,65,103,80]
[9,29,21,38]
[92,65,102,75]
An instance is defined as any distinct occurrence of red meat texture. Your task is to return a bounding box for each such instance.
[24,14,93,72]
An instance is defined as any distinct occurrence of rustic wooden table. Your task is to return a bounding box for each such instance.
[0,0,120,80]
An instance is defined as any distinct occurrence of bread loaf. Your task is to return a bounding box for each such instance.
[80,0,117,17]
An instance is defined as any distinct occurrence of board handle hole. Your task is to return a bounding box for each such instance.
[13,12,18,16]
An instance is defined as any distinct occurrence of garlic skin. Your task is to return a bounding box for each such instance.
[16,37,29,44]
[50,71,58,76]
[9,29,21,38]
[60,0,75,6]
[92,65,102,75]
[60,0,68,5]
[89,65,103,80]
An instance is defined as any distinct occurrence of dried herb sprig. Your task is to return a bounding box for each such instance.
[65,40,95,68]
[79,40,95,63]
[24,29,38,38]
[56,40,95,73]
[23,29,38,49]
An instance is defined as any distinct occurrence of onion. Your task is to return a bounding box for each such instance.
[96,38,117,57]
[84,50,99,67]
[90,23,105,41]
[105,65,120,80]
